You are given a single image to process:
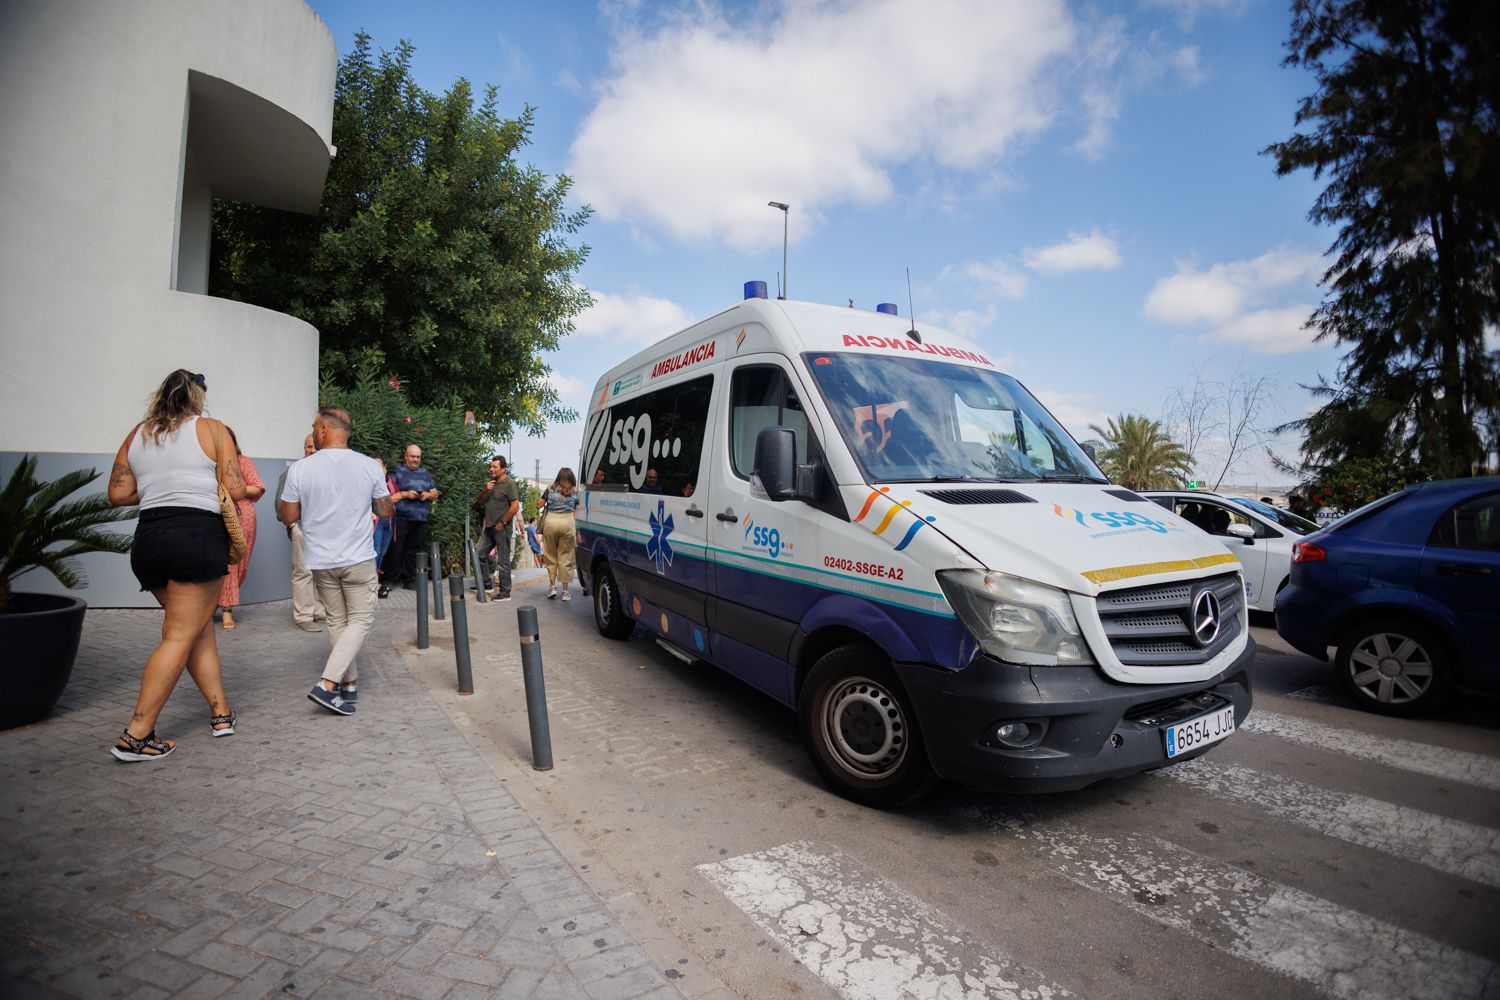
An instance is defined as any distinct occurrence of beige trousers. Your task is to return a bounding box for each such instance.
[312,559,378,684]
[290,523,323,626]
[542,512,576,588]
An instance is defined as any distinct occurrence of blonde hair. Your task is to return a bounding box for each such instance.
[550,467,577,497]
[141,369,206,444]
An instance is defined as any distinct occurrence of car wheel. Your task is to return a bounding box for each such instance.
[1335,618,1452,716]
[592,563,634,640]
[798,645,933,808]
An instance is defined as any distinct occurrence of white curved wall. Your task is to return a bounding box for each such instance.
[0,0,337,606]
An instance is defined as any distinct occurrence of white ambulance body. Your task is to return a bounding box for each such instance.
[577,285,1252,807]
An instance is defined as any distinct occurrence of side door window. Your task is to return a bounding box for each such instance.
[1430,492,1500,550]
[729,366,811,478]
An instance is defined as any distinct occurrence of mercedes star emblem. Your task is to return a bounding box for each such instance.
[1191,589,1222,647]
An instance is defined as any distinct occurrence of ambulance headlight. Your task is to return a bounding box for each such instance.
[937,570,1094,667]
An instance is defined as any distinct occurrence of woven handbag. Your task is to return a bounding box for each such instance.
[211,422,248,564]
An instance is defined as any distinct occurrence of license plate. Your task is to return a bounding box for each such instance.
[1164,705,1236,758]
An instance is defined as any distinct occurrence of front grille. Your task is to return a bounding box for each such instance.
[1097,572,1243,666]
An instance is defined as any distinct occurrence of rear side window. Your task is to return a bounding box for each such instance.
[1430,491,1500,551]
[729,366,811,479]
[582,375,713,496]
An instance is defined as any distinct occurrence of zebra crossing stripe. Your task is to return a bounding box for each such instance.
[698,841,1076,1000]
[1242,709,1500,791]
[1155,759,1500,888]
[987,811,1499,1000]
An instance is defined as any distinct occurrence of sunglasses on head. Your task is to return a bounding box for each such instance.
[190,373,207,390]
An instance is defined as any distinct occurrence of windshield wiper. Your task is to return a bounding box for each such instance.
[1035,474,1110,484]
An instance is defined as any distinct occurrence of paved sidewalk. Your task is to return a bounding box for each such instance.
[0,579,690,1000]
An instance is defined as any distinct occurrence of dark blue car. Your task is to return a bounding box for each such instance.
[1276,477,1500,715]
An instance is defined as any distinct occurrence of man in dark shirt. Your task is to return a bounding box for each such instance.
[382,444,439,590]
[476,455,520,601]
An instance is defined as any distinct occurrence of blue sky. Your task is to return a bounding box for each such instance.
[308,0,1339,489]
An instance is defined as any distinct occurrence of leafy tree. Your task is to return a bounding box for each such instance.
[212,33,591,437]
[318,362,490,574]
[1266,0,1500,478]
[1298,455,1430,513]
[1087,414,1194,491]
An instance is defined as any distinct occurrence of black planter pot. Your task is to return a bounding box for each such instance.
[0,593,86,730]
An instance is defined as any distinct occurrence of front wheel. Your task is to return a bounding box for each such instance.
[798,645,933,808]
[592,563,634,640]
[1335,618,1451,716]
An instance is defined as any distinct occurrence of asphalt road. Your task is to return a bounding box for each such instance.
[404,594,1500,1000]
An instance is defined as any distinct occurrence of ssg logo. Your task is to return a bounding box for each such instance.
[1053,505,1168,534]
[742,516,789,559]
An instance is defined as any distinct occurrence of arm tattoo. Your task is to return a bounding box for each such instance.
[110,462,133,488]
[374,496,395,519]
[224,463,245,489]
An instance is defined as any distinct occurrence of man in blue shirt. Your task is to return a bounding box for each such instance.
[381,444,440,590]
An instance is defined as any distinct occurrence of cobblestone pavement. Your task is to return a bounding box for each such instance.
[0,582,691,1000]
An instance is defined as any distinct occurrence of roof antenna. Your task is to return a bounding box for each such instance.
[768,201,789,299]
[905,267,921,343]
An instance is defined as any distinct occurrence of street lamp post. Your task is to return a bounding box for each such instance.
[768,201,788,299]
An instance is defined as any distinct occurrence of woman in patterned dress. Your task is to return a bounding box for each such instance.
[216,426,265,629]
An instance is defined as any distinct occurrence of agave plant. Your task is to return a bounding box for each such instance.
[0,455,137,613]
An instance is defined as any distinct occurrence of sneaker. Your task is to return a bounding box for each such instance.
[338,684,358,704]
[308,684,356,715]
[493,591,512,602]
[548,585,557,600]
[561,589,571,602]
[293,621,323,633]
[377,585,390,599]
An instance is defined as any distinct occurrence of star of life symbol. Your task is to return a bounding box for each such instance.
[647,500,674,574]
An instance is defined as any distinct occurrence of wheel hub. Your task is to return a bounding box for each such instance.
[825,679,906,777]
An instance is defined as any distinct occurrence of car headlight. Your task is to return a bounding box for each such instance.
[937,570,1095,666]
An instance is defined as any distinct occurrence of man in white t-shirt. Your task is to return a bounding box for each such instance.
[279,406,392,716]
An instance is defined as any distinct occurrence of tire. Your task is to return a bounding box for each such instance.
[798,645,933,808]
[592,562,634,640]
[1335,617,1452,716]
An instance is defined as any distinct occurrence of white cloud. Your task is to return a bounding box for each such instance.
[1203,305,1317,353]
[921,305,1000,342]
[1142,249,1323,326]
[961,260,1028,299]
[547,372,586,399]
[573,291,696,345]
[1024,229,1122,273]
[570,0,1075,251]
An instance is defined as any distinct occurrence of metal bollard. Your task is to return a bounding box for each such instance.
[469,540,489,603]
[448,574,474,695]
[463,517,474,580]
[429,541,445,620]
[414,551,430,649]
[516,606,553,771]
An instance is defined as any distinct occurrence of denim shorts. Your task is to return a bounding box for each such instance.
[130,507,229,591]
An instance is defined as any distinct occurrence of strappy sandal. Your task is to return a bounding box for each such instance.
[210,711,237,737]
[111,729,175,762]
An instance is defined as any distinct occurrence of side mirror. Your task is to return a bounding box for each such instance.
[1226,522,1255,544]
[1082,442,1097,462]
[753,426,798,501]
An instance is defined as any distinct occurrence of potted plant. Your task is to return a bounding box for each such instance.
[0,454,137,729]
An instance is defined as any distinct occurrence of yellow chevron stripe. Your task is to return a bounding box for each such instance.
[1082,551,1240,585]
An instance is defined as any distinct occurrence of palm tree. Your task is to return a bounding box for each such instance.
[1088,414,1193,491]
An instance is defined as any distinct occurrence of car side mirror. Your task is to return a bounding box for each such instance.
[753,426,822,503]
[1082,442,1097,462]
[1226,522,1255,544]
[753,426,798,501]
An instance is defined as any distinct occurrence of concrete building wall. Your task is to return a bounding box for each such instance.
[0,0,337,607]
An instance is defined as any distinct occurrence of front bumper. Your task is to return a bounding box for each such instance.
[892,639,1255,793]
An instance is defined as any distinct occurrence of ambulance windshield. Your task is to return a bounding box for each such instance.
[803,352,1106,484]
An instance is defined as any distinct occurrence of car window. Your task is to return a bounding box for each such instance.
[1228,496,1313,536]
[1429,491,1500,551]
[1149,496,1174,512]
[729,365,812,479]
[1173,500,1253,537]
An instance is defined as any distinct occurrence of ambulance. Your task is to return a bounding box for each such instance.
[577,283,1253,807]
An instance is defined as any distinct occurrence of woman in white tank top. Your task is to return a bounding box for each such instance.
[105,369,246,762]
